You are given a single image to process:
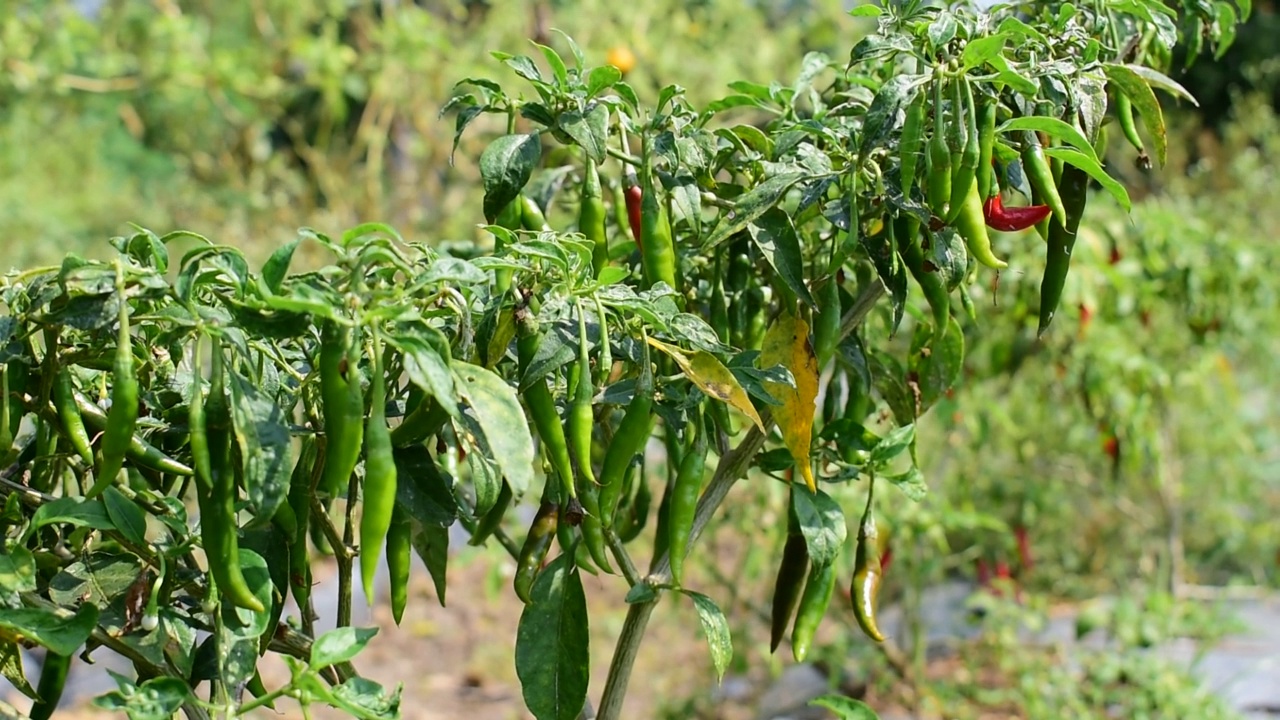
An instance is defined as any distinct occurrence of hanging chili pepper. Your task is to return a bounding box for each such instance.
[975,96,998,200]
[896,214,950,340]
[520,195,551,232]
[580,158,609,276]
[570,301,613,573]
[852,478,885,642]
[791,559,836,663]
[88,260,139,498]
[286,436,317,619]
[1115,92,1148,169]
[318,321,364,498]
[493,196,524,295]
[72,393,191,477]
[386,504,412,625]
[0,366,11,465]
[1021,132,1068,229]
[945,78,981,225]
[925,78,952,219]
[812,273,842,369]
[1037,163,1090,334]
[623,167,644,251]
[598,340,655,527]
[53,366,94,466]
[469,480,513,547]
[639,142,677,292]
[900,92,927,196]
[983,193,1053,233]
[29,651,70,720]
[515,305,577,505]
[668,417,708,587]
[954,178,1007,269]
[360,331,398,601]
[770,499,810,653]
[514,500,559,604]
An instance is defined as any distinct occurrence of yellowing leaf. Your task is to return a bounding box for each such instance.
[646,337,766,433]
[760,311,819,492]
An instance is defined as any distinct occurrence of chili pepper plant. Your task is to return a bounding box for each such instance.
[0,1,1238,718]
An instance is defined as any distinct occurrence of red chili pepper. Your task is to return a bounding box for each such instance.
[1014,526,1033,572]
[624,168,644,251]
[880,545,893,573]
[983,193,1053,233]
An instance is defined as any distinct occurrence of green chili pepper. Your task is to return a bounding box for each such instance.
[945,78,980,225]
[1021,132,1068,229]
[0,366,11,466]
[319,321,364,498]
[469,479,512,546]
[390,395,450,448]
[900,92,927,196]
[812,274,842,369]
[196,338,265,612]
[386,504,412,625]
[570,302,613,573]
[29,651,70,720]
[926,80,953,219]
[580,159,609,277]
[975,96,998,201]
[73,392,192,477]
[953,178,1007,270]
[53,367,93,466]
[514,500,559,604]
[852,479,885,643]
[516,306,577,505]
[1116,92,1144,156]
[493,196,524,294]
[520,195,551,232]
[598,340,655,527]
[360,332,398,601]
[709,261,730,346]
[791,559,837,663]
[287,436,317,618]
[639,139,678,292]
[88,260,139,498]
[896,215,950,339]
[770,503,810,653]
[668,419,708,588]
[615,458,648,543]
[1037,163,1090,335]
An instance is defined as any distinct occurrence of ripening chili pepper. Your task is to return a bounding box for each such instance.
[197,338,265,612]
[954,179,1007,269]
[72,392,192,476]
[386,504,412,625]
[896,214,949,340]
[468,479,512,547]
[29,651,70,720]
[580,159,609,277]
[812,274,842,369]
[900,92,927,195]
[976,97,998,201]
[1037,163,1089,334]
[791,559,836,663]
[514,500,558,604]
[520,194,551,232]
[360,332,398,601]
[1115,93,1145,157]
[88,260,139,499]
[598,340,655,527]
[1021,132,1068,229]
[945,78,981,225]
[318,321,364,498]
[623,169,644,252]
[639,141,677,292]
[516,305,577,505]
[852,480,885,643]
[570,302,613,573]
[668,420,708,587]
[770,504,810,653]
[983,193,1053,232]
[54,366,93,466]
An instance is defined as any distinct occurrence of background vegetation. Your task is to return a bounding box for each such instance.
[3,0,1279,718]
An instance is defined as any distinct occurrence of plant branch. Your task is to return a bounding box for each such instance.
[596,280,886,720]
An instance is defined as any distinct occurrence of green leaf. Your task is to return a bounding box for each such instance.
[1113,63,1198,106]
[515,553,590,720]
[220,548,274,639]
[585,65,622,98]
[790,488,847,568]
[393,329,459,419]
[0,604,98,656]
[1042,147,1132,211]
[1213,2,1238,59]
[312,627,380,669]
[26,497,114,539]
[910,316,964,413]
[848,4,881,17]
[480,133,543,223]
[683,590,733,683]
[809,694,880,719]
[411,521,450,606]
[624,582,658,604]
[885,467,928,502]
[227,370,292,523]
[703,172,807,250]
[749,209,819,309]
[48,553,142,606]
[532,41,568,87]
[559,103,609,163]
[101,487,148,547]
[996,116,1098,164]
[961,33,1008,71]
[393,445,458,527]
[453,363,536,501]
[0,546,36,595]
[331,677,402,719]
[1103,64,1170,168]
[261,239,299,295]
[869,424,915,467]
[94,673,191,720]
[0,642,34,698]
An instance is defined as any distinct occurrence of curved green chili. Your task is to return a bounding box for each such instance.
[73,393,192,476]
[926,79,952,219]
[570,303,613,573]
[945,78,980,225]
[954,178,1007,270]
[899,92,927,196]
[386,504,412,625]
[668,419,708,588]
[812,273,842,369]
[516,306,577,505]
[29,651,70,720]
[852,478,885,643]
[791,559,837,663]
[1116,92,1144,155]
[1037,163,1090,335]
[469,479,513,547]
[493,196,524,295]
[88,260,139,498]
[53,366,94,466]
[360,331,398,601]
[520,195,551,232]
[975,96,998,201]
[770,503,810,653]
[598,343,655,527]
[896,214,950,339]
[1021,132,1068,229]
[319,321,364,498]
[580,158,609,277]
[287,436,317,617]
[639,141,678,292]
[514,500,559,604]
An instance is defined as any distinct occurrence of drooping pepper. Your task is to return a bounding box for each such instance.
[598,338,655,527]
[514,500,559,604]
[88,259,139,498]
[770,501,810,653]
[1037,163,1090,334]
[579,158,609,276]
[895,214,950,340]
[925,80,952,219]
[667,418,708,588]
[983,193,1053,233]
[1021,132,1068,229]
[945,78,981,225]
[851,479,885,642]
[639,141,677,292]
[954,178,1008,269]
[360,331,398,601]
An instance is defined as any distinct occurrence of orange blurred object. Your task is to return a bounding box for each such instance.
[607,45,636,75]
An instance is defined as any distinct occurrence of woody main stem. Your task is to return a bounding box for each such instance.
[595,280,886,720]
